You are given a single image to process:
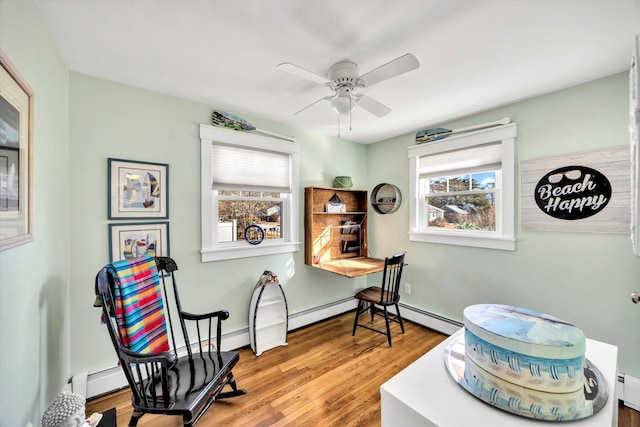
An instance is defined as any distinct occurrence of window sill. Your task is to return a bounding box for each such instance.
[201,241,301,262]
[408,231,515,251]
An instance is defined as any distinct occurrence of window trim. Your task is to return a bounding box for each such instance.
[200,124,300,262]
[408,123,517,251]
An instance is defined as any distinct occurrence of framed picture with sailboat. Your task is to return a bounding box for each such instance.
[109,221,169,262]
[108,158,168,219]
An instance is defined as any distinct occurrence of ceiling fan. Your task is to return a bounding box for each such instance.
[277,53,420,121]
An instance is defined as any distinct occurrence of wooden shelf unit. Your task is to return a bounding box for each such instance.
[305,187,384,277]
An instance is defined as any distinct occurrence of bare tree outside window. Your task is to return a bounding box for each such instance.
[217,191,283,242]
[424,171,496,231]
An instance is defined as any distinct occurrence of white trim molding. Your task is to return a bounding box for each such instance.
[408,123,517,251]
[199,124,300,262]
[85,296,638,411]
[86,298,357,398]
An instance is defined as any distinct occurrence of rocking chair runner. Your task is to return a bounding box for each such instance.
[94,256,246,427]
[352,252,406,346]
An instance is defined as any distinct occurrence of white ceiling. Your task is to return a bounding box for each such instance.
[35,0,640,144]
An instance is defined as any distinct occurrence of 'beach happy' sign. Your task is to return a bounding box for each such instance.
[534,166,611,220]
[521,146,630,233]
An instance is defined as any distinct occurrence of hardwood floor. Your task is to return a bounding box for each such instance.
[86,311,640,426]
[618,402,640,427]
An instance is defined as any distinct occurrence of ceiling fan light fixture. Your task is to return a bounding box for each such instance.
[278,53,419,121]
[331,96,355,116]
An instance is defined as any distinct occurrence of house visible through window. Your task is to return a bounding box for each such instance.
[408,122,516,251]
[423,170,497,231]
[200,124,300,262]
[216,191,284,242]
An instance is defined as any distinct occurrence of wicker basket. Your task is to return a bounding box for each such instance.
[334,176,353,188]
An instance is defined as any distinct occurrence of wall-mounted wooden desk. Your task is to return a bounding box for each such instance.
[305,187,375,277]
[312,257,385,278]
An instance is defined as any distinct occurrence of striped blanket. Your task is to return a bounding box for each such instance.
[108,256,170,354]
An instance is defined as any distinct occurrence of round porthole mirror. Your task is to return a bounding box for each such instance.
[371,183,401,214]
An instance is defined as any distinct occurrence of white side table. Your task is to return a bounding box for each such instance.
[381,328,618,426]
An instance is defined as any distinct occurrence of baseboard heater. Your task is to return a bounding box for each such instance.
[394,303,464,335]
[85,298,639,410]
[84,299,460,398]
[618,374,640,411]
[85,297,357,398]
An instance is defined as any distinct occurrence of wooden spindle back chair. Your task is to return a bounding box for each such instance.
[95,256,246,426]
[352,252,405,346]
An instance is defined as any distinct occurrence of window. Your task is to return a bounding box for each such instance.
[408,123,516,250]
[200,124,300,262]
[424,170,497,231]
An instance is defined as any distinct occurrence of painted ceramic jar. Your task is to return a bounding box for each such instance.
[463,356,592,420]
[463,304,585,393]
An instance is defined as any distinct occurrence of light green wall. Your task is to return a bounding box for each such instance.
[367,72,640,378]
[0,0,70,425]
[68,72,370,375]
[2,2,639,423]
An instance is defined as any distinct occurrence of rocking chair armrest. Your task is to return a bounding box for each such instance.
[181,309,230,322]
[119,347,177,368]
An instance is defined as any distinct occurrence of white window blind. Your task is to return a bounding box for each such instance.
[211,144,291,193]
[418,142,502,179]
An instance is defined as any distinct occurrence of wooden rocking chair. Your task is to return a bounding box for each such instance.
[94,256,246,426]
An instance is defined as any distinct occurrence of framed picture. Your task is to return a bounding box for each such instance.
[0,50,34,251]
[109,222,170,263]
[108,158,168,219]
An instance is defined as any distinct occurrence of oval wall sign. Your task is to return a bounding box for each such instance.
[534,165,611,220]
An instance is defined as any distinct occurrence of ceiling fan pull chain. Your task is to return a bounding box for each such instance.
[337,114,341,138]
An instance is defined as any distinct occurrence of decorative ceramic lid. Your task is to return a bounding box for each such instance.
[463,304,585,359]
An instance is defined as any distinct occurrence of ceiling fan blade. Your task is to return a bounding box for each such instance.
[294,95,335,115]
[355,94,392,117]
[277,62,330,86]
[358,53,419,87]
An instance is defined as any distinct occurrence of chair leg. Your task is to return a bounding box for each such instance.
[128,411,144,427]
[383,306,392,347]
[218,371,248,399]
[227,371,238,391]
[395,303,405,333]
[352,300,363,336]
[370,302,375,322]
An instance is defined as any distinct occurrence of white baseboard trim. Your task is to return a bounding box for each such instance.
[618,375,623,401]
[71,371,88,397]
[86,366,129,399]
[620,374,640,410]
[85,298,636,409]
[85,298,358,399]
[289,298,358,330]
[396,303,464,335]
